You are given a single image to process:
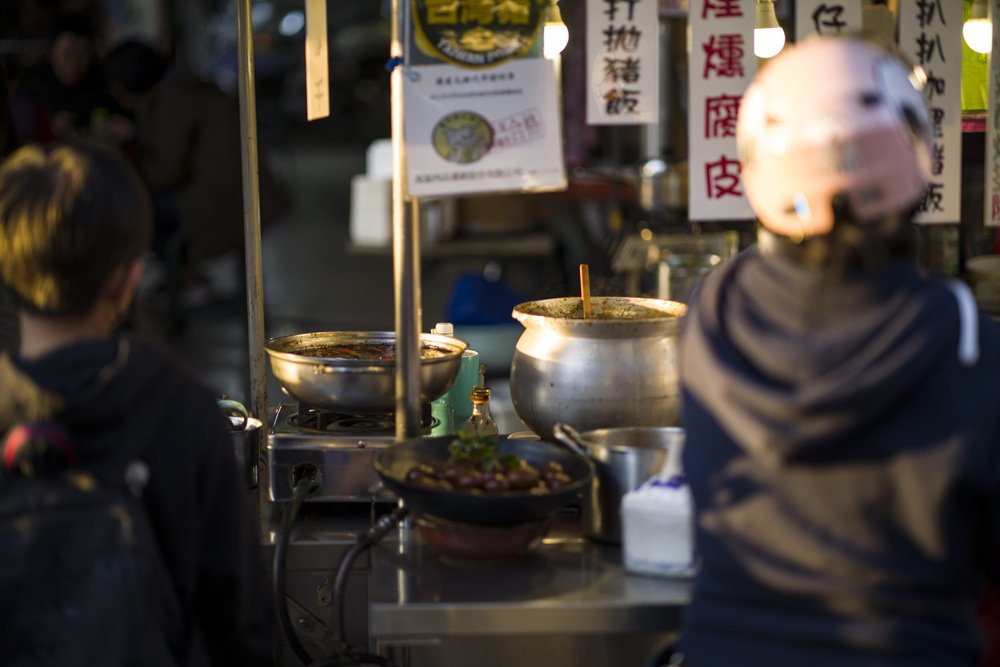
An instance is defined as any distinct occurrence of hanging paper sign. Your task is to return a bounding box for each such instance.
[304,0,330,121]
[987,0,1000,227]
[411,0,544,68]
[687,0,756,221]
[403,59,567,197]
[794,0,862,40]
[586,0,661,125]
[898,0,963,224]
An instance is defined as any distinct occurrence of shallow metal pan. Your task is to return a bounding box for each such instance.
[264,331,467,412]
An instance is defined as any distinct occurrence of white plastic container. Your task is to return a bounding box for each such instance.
[621,439,696,578]
[621,476,696,577]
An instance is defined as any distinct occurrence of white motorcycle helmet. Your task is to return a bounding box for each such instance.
[736,37,933,239]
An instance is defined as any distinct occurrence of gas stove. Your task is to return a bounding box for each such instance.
[267,403,436,503]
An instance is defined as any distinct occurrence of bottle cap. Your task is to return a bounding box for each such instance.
[470,386,491,403]
[431,322,454,336]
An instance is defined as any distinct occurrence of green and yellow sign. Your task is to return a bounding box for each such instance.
[412,0,545,68]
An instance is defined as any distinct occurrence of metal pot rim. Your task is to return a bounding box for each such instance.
[576,426,685,454]
[512,297,686,332]
[264,331,468,366]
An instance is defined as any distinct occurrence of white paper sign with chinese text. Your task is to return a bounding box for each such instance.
[586,0,661,125]
[898,0,963,224]
[403,59,566,197]
[688,0,756,221]
[986,0,1000,227]
[794,0,862,41]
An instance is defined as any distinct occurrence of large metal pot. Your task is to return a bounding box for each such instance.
[554,424,685,544]
[264,331,467,412]
[509,297,686,439]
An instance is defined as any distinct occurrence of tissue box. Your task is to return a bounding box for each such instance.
[621,475,696,578]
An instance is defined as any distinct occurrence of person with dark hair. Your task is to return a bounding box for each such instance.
[677,37,1000,666]
[0,142,274,665]
[14,14,119,143]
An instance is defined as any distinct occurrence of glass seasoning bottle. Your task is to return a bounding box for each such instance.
[462,386,499,436]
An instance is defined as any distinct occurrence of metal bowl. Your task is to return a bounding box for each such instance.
[264,331,467,412]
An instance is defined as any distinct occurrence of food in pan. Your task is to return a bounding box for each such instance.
[405,432,572,495]
[305,342,452,360]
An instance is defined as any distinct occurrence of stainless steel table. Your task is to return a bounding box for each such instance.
[368,519,691,667]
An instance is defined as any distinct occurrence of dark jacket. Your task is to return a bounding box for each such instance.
[679,247,1000,667]
[134,79,287,262]
[0,336,274,666]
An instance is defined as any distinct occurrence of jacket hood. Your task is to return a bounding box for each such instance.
[0,337,180,462]
[681,247,960,464]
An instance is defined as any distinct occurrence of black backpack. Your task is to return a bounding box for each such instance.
[0,421,183,667]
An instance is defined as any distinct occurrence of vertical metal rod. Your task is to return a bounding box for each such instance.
[391,0,423,440]
[235,1,269,454]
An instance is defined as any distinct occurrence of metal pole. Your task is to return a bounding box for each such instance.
[235,0,269,463]
[391,0,423,440]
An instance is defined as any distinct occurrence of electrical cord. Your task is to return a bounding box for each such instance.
[274,476,315,666]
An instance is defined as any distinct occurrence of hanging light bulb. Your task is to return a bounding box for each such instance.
[754,0,785,59]
[964,0,992,55]
[543,0,569,59]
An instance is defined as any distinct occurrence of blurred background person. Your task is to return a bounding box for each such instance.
[103,39,288,326]
[12,12,120,144]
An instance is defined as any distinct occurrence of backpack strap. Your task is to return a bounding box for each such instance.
[2,422,77,476]
[1,338,184,499]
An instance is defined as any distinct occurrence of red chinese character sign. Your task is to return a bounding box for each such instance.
[688,0,756,221]
[898,0,962,224]
[794,0,861,40]
[586,0,661,125]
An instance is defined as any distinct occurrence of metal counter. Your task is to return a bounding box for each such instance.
[367,518,691,667]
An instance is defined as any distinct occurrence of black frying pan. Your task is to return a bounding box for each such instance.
[373,435,592,525]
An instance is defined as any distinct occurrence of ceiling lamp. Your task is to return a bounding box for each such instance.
[543,0,569,59]
[964,0,992,55]
[754,0,786,59]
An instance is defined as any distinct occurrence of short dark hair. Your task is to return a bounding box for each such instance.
[104,40,168,96]
[0,143,152,317]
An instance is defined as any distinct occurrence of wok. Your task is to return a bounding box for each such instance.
[373,435,592,526]
[264,331,467,412]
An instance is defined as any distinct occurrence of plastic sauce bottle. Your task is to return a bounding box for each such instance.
[462,386,499,436]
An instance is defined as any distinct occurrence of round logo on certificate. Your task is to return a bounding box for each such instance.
[412,0,544,68]
[432,111,494,164]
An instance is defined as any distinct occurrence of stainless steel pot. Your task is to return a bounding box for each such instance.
[218,396,262,490]
[554,423,685,544]
[509,297,686,439]
[264,331,467,412]
[231,417,263,489]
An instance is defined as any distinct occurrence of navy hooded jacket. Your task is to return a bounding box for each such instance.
[679,246,1000,667]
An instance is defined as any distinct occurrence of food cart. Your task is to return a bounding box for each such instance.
[228,1,995,665]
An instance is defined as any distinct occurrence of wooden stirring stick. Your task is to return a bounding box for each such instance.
[579,263,592,319]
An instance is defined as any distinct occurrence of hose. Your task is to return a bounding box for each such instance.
[274,476,315,665]
[273,469,408,667]
[331,504,411,665]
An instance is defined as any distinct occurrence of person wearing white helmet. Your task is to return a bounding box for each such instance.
[677,36,1000,666]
